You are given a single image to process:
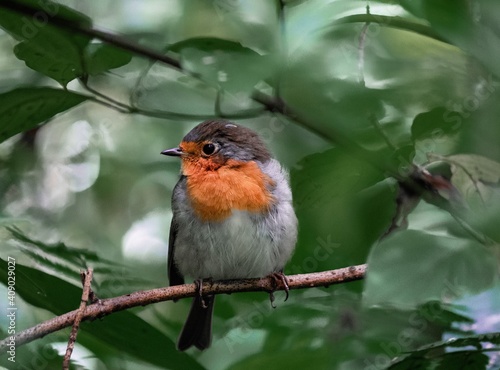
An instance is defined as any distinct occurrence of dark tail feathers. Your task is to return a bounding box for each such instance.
[177,295,215,351]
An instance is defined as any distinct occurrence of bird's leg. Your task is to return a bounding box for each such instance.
[194,278,214,308]
[267,271,290,308]
[194,279,207,308]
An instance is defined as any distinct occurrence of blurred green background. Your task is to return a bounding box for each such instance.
[0,0,499,369]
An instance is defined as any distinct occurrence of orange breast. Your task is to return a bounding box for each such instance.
[182,158,274,221]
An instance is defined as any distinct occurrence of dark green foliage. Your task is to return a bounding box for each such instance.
[0,87,88,142]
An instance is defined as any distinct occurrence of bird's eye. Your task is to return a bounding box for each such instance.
[202,143,217,156]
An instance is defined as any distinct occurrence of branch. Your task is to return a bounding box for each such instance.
[0,264,366,353]
[62,267,93,370]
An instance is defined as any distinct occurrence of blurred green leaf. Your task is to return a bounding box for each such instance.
[84,43,133,75]
[132,63,217,115]
[440,154,500,208]
[290,148,395,272]
[282,22,469,145]
[462,193,500,244]
[401,0,500,78]
[6,226,124,283]
[457,86,500,165]
[0,258,204,370]
[417,301,474,329]
[364,230,498,307]
[411,107,461,142]
[227,348,330,370]
[171,37,277,93]
[173,1,279,53]
[411,107,462,164]
[448,154,500,184]
[0,87,88,143]
[0,326,67,370]
[388,332,499,369]
[9,226,106,265]
[292,148,384,210]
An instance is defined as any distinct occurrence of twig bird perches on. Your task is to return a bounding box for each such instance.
[0,264,366,353]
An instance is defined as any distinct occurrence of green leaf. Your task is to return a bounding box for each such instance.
[0,259,204,370]
[0,0,92,85]
[0,0,91,44]
[85,43,133,75]
[424,333,500,353]
[435,351,489,370]
[0,87,88,143]
[388,354,430,370]
[364,230,498,308]
[13,31,84,85]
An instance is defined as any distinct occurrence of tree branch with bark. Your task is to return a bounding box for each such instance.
[0,264,366,353]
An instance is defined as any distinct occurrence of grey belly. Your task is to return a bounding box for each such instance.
[173,211,277,280]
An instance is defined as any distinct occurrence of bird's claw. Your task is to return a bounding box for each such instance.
[267,271,290,308]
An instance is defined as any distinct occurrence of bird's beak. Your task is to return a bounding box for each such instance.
[161,147,183,157]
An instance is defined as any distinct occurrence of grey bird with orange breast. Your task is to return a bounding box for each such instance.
[162,119,298,351]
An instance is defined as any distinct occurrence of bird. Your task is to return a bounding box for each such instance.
[161,119,298,351]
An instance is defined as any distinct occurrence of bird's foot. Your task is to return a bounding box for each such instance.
[194,278,213,309]
[267,271,290,308]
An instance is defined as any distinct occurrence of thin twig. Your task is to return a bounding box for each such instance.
[275,0,287,103]
[79,78,132,111]
[370,114,398,152]
[62,267,94,370]
[0,264,366,353]
[358,22,370,85]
